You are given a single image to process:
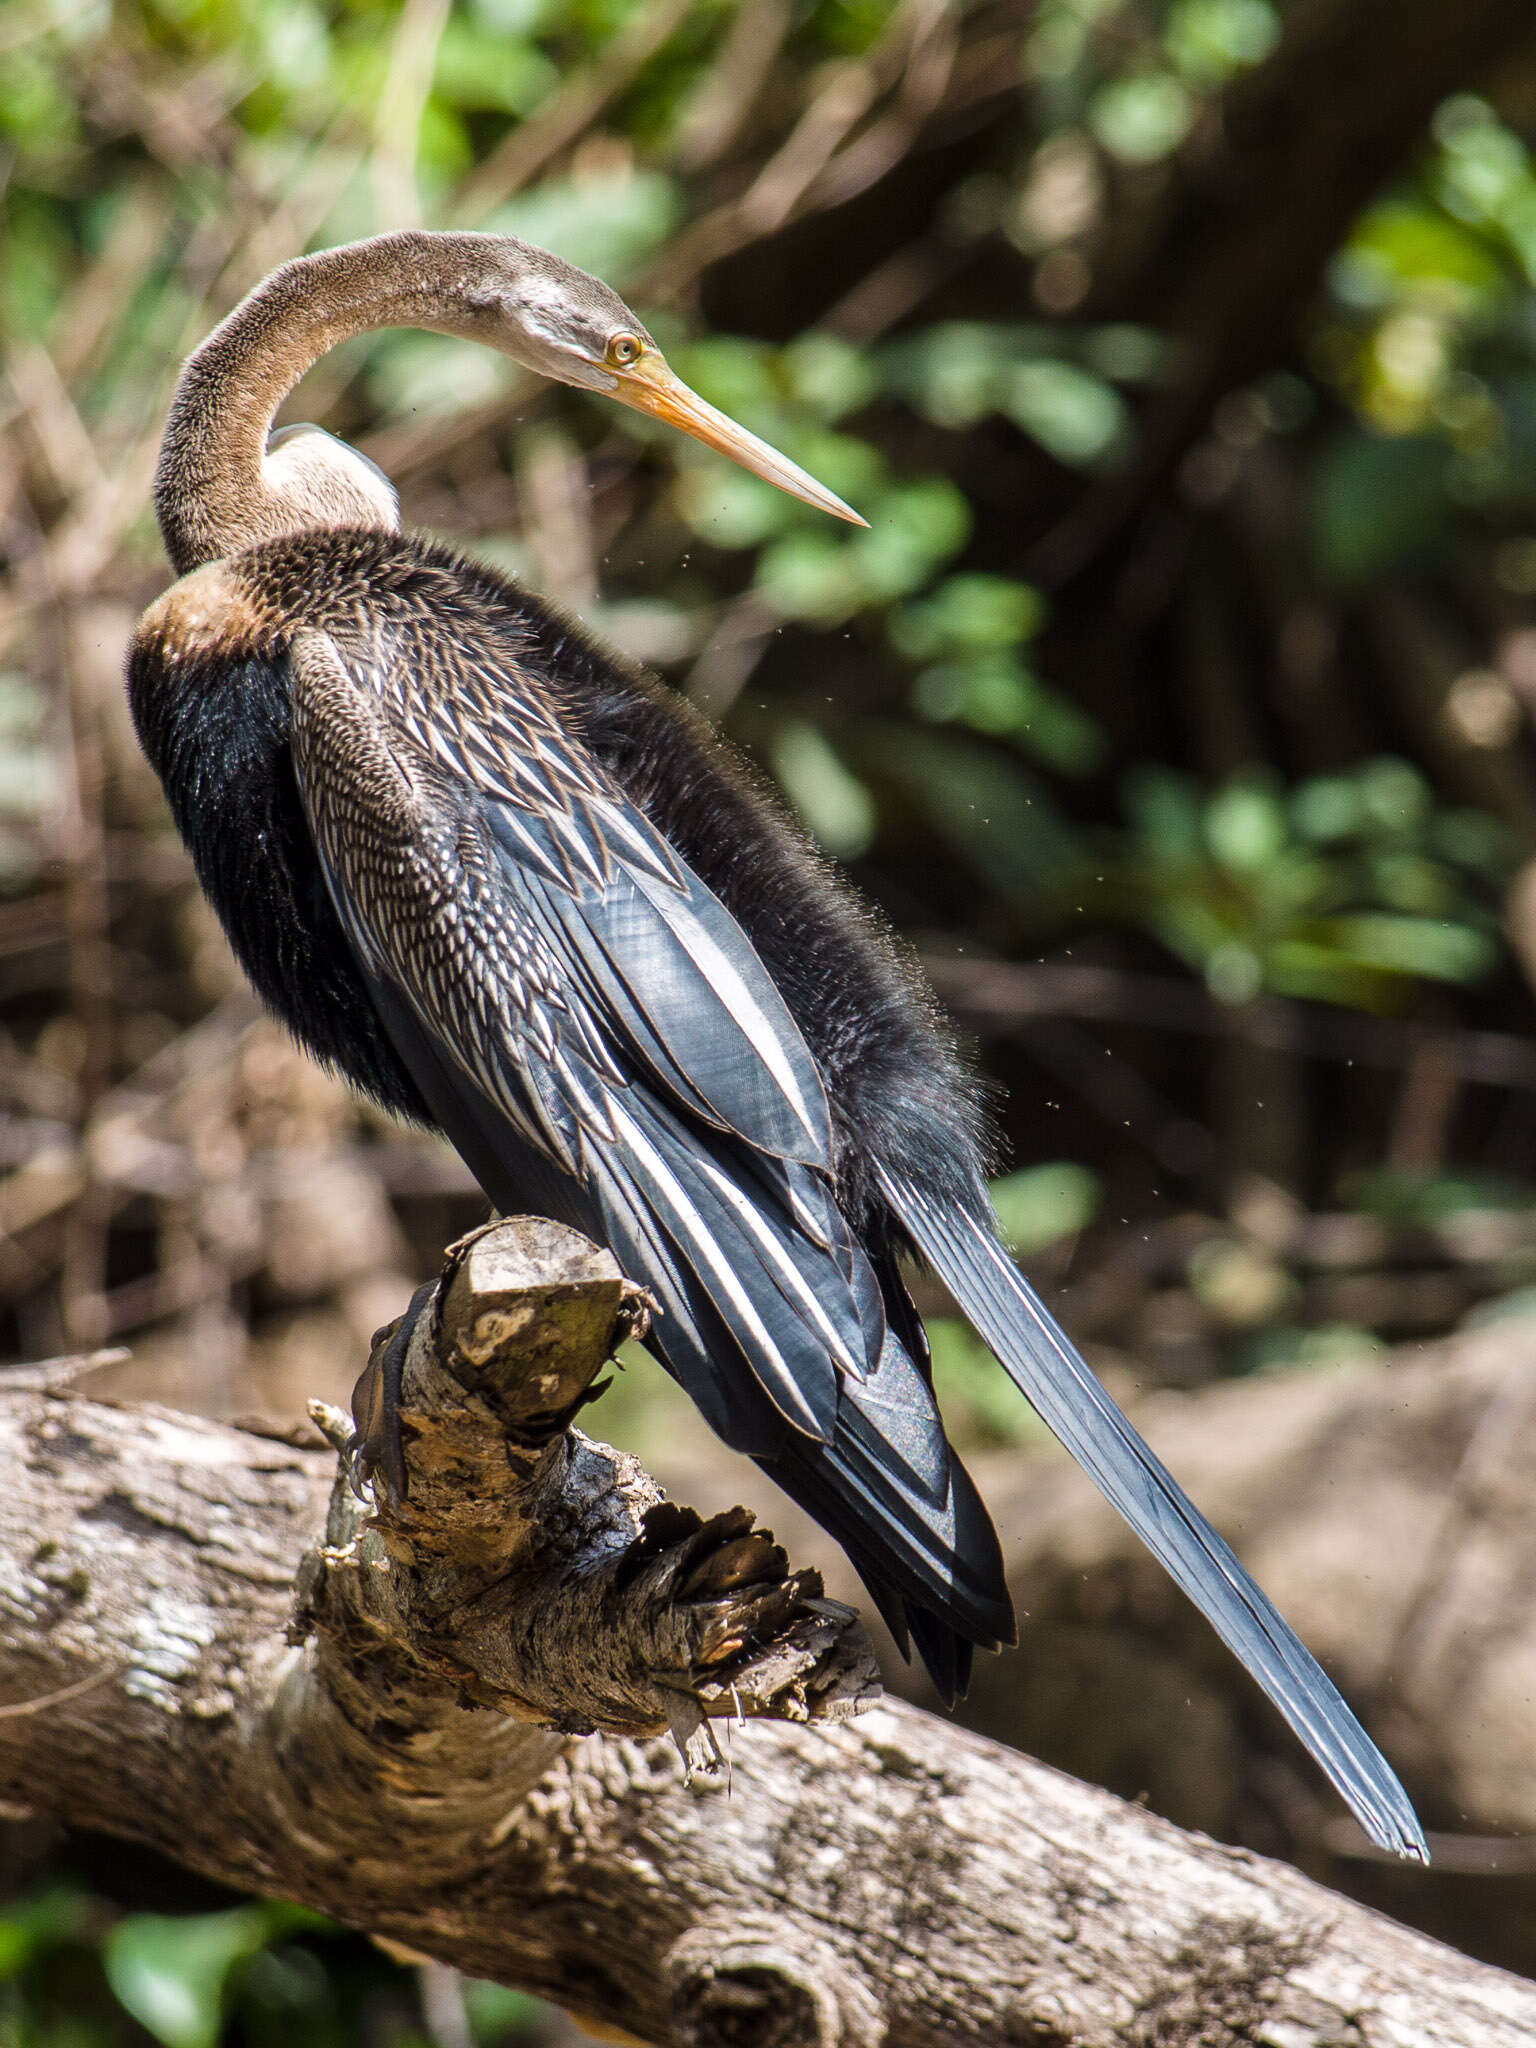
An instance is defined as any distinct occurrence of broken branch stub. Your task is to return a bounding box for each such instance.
[298,1216,881,1753]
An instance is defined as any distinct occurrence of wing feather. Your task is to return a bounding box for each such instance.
[287,628,869,1438]
[287,623,1016,1684]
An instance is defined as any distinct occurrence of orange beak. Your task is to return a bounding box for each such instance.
[609,353,868,527]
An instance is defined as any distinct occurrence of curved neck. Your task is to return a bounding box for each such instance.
[155,232,511,575]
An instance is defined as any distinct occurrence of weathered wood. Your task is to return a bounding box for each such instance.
[0,1222,1531,2045]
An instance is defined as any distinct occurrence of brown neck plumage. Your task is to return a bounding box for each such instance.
[155,231,510,575]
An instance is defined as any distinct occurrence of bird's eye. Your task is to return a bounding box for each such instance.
[607,332,644,368]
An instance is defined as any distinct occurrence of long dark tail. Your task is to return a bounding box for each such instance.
[878,1164,1427,1862]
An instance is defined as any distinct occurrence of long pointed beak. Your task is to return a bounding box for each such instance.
[609,354,868,527]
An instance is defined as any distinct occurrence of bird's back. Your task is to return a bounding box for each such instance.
[128,529,1014,1692]
[133,527,996,1220]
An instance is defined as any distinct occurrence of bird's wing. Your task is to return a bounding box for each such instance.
[287,626,873,1441]
[878,1162,1428,1861]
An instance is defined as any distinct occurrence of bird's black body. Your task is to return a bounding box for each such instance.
[128,522,1429,1857]
[131,528,1014,1691]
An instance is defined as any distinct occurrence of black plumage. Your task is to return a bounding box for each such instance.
[128,231,1427,1861]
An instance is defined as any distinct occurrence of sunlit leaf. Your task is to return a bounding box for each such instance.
[782,332,878,422]
[989,1162,1100,1255]
[1002,360,1126,465]
[1204,783,1285,873]
[1357,757,1432,833]
[1329,912,1496,982]
[1164,0,1279,83]
[754,531,860,622]
[106,1908,274,2048]
[1088,74,1194,165]
[486,168,682,280]
[769,718,877,858]
[675,336,782,425]
[677,466,801,548]
[889,575,1046,660]
[433,22,558,115]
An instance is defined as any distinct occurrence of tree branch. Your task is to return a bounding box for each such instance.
[0,1220,1533,2044]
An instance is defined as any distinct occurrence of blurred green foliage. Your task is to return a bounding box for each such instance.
[1312,94,1536,578]
[0,1880,554,2047]
[1100,758,1516,1010]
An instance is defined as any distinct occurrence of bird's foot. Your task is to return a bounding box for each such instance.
[348,1276,439,1503]
[617,1502,880,1728]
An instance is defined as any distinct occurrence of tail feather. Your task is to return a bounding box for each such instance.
[587,1101,1016,1668]
[880,1165,1427,1864]
[765,1355,1016,1658]
[906,1605,975,1705]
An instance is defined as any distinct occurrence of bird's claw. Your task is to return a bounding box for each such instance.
[348,1275,438,1505]
[344,1429,380,1504]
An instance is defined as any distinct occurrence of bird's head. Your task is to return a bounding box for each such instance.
[465,237,867,526]
[158,229,868,573]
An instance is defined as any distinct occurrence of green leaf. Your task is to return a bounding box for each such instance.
[912,653,1101,774]
[1290,774,1362,844]
[1002,360,1127,466]
[1328,912,1497,982]
[106,1908,275,2048]
[849,477,970,598]
[485,169,682,281]
[769,719,877,858]
[781,333,877,422]
[468,0,553,32]
[1088,74,1194,165]
[678,466,800,549]
[433,22,558,116]
[1341,199,1505,299]
[989,1163,1099,1255]
[1204,782,1285,872]
[885,323,1011,429]
[889,574,1045,660]
[462,1976,549,2040]
[674,336,781,425]
[754,531,861,622]
[0,1885,94,1983]
[1205,941,1264,1005]
[1123,766,1204,859]
[1308,429,1451,583]
[1357,756,1431,834]
[1164,0,1280,82]
[368,330,511,419]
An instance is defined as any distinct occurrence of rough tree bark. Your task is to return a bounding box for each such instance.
[0,1218,1532,2046]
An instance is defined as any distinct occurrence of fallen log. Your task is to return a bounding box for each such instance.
[0,1218,1530,2045]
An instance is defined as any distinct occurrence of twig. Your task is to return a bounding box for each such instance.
[452,0,696,222]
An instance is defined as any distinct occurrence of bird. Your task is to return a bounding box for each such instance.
[127,229,1426,1861]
